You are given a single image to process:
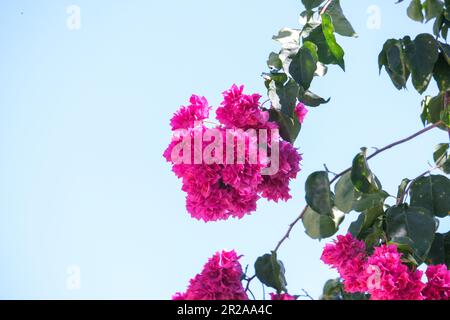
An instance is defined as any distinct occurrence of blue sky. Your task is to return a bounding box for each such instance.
[0,0,448,299]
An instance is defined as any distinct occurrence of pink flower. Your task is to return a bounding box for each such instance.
[321,233,368,293]
[170,95,211,130]
[258,141,302,202]
[366,245,424,300]
[422,264,450,300]
[294,103,308,124]
[173,250,249,300]
[216,84,276,130]
[270,293,296,300]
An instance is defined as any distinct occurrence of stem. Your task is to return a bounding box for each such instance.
[274,121,443,253]
[245,275,256,292]
[320,0,334,15]
[274,206,308,252]
[398,165,440,204]
[329,121,443,185]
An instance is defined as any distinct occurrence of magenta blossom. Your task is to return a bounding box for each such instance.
[294,103,308,124]
[422,264,450,300]
[173,250,249,300]
[270,293,296,300]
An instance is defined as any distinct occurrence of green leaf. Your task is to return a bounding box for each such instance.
[334,172,356,213]
[351,149,380,194]
[440,42,450,64]
[268,79,301,143]
[321,278,342,300]
[408,0,425,22]
[298,88,330,107]
[305,171,333,214]
[426,232,446,265]
[397,178,411,200]
[403,34,440,94]
[409,175,450,218]
[321,13,345,70]
[269,109,301,144]
[302,207,344,240]
[326,0,357,37]
[424,0,444,21]
[386,40,410,89]
[378,39,410,90]
[352,190,389,212]
[263,72,288,87]
[349,205,384,239]
[421,93,445,125]
[304,24,340,67]
[302,0,326,10]
[267,52,283,70]
[433,53,450,91]
[289,42,318,90]
[386,205,436,262]
[254,252,287,293]
[433,143,450,173]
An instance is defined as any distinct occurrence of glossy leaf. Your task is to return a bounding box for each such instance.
[351,149,380,194]
[321,13,345,70]
[424,0,444,21]
[386,205,436,262]
[289,42,318,90]
[407,0,425,22]
[352,190,389,212]
[255,252,287,293]
[326,0,357,37]
[305,171,333,214]
[433,53,450,91]
[302,207,344,240]
[334,172,356,213]
[403,34,439,94]
[433,143,450,173]
[298,88,330,107]
[409,175,450,218]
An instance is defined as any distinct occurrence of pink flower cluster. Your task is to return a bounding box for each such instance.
[321,233,450,300]
[422,264,450,300]
[269,293,296,300]
[173,250,248,300]
[321,233,368,293]
[164,85,302,222]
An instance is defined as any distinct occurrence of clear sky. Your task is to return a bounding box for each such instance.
[0,0,448,299]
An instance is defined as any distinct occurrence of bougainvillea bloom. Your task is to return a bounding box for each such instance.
[270,293,296,300]
[173,250,248,300]
[164,85,302,221]
[294,102,308,124]
[216,84,276,130]
[422,264,450,300]
[365,244,424,300]
[321,233,368,293]
[170,95,211,130]
[258,141,302,202]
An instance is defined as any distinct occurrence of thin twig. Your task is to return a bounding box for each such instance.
[273,122,443,253]
[329,121,443,185]
[398,165,440,204]
[244,275,256,292]
[299,289,314,300]
[274,206,308,252]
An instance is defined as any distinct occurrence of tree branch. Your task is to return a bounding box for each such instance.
[330,121,443,184]
[273,121,443,253]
